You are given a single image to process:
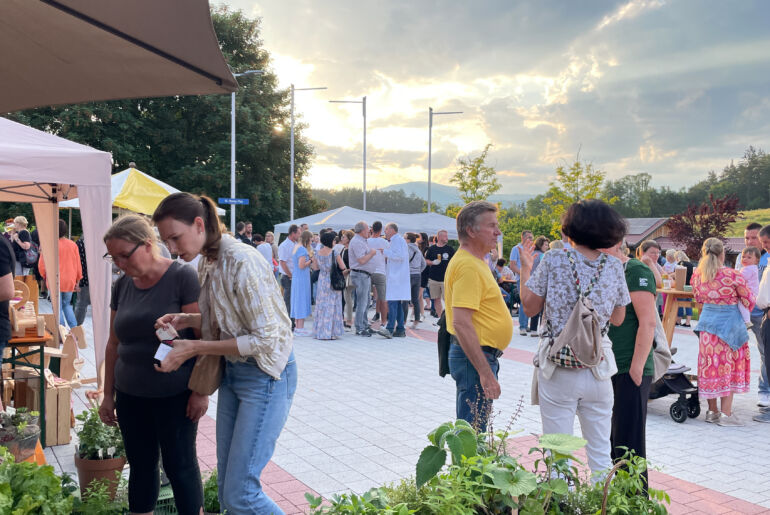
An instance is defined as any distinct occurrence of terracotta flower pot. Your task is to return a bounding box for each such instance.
[73,454,126,499]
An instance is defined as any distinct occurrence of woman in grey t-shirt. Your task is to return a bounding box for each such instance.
[519,200,630,479]
[98,214,204,515]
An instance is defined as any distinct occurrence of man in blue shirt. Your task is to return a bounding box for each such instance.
[509,230,533,335]
[751,223,770,408]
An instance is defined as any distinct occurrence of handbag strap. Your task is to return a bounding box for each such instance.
[545,250,608,337]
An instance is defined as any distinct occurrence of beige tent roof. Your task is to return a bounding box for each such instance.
[0,0,237,113]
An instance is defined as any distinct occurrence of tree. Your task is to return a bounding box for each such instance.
[450,144,501,204]
[603,173,654,218]
[667,194,741,259]
[6,6,320,236]
[542,160,617,234]
[311,187,425,213]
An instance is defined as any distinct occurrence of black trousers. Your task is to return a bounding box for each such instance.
[610,373,653,491]
[115,389,203,515]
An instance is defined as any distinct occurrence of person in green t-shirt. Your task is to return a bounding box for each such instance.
[605,242,656,491]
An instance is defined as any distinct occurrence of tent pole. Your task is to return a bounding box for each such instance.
[68,208,72,238]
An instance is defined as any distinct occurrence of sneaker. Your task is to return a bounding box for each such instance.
[431,309,438,318]
[704,410,720,423]
[716,412,744,427]
[519,329,528,336]
[530,332,539,337]
[753,411,770,423]
[393,330,406,337]
[757,393,770,407]
[356,329,372,337]
[377,327,393,339]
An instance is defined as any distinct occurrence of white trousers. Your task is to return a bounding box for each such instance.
[538,366,613,477]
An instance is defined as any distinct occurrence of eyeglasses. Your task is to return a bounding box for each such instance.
[103,242,142,264]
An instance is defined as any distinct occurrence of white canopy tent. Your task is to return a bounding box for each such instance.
[274,206,459,240]
[0,117,112,379]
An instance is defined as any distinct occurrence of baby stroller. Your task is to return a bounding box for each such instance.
[648,362,700,423]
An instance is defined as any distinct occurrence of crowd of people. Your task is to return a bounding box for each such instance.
[2,196,770,511]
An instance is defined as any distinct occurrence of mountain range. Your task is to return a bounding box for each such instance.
[381,181,534,207]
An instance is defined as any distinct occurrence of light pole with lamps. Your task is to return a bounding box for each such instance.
[290,84,327,220]
[329,96,367,211]
[427,107,462,213]
[230,69,264,232]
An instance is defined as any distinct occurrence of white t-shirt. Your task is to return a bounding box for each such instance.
[367,236,388,275]
[256,242,274,269]
[278,238,295,276]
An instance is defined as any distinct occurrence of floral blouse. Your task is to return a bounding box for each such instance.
[198,234,293,379]
[692,267,755,311]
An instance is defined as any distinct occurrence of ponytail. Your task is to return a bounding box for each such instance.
[696,237,723,283]
[152,192,223,261]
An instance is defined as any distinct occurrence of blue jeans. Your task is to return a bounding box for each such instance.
[518,306,529,333]
[386,300,405,332]
[60,291,77,328]
[217,355,297,514]
[448,340,500,432]
[351,271,371,332]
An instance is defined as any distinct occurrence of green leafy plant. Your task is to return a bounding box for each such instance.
[0,448,75,514]
[70,473,129,514]
[204,468,220,513]
[75,406,124,460]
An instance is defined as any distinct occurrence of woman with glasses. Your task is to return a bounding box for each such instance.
[152,193,295,514]
[98,214,205,515]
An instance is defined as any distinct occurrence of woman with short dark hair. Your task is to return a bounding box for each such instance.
[520,199,630,478]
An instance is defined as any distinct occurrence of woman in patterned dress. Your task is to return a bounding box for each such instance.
[313,231,345,340]
[691,238,755,426]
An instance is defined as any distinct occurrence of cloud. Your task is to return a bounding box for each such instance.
[224,0,770,195]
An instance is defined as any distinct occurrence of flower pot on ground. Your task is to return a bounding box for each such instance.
[13,423,40,462]
[203,468,221,514]
[73,405,126,499]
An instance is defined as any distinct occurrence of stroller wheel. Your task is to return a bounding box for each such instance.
[687,399,701,418]
[670,402,688,423]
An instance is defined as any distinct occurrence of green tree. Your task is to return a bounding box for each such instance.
[311,187,425,213]
[450,144,501,204]
[541,160,616,234]
[7,6,319,236]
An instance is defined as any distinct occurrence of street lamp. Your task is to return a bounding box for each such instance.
[230,69,264,232]
[290,84,327,221]
[329,96,367,211]
[428,107,462,213]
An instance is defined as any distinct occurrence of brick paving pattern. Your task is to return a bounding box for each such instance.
[41,300,770,513]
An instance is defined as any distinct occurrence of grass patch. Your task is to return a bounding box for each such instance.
[728,208,770,237]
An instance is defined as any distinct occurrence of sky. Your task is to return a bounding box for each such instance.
[223,0,770,196]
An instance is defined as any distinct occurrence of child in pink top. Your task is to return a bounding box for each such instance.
[739,247,761,327]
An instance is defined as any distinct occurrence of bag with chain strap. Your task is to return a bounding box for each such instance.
[546,251,608,369]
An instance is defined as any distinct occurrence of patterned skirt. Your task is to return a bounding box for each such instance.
[697,331,751,399]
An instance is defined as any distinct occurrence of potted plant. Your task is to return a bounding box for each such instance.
[203,469,221,514]
[73,404,126,500]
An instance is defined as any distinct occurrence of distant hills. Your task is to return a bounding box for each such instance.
[381,181,534,207]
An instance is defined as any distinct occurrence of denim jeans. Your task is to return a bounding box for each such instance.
[60,291,77,328]
[217,355,297,514]
[448,341,500,432]
[518,306,529,333]
[351,271,371,332]
[409,274,421,322]
[750,313,769,394]
[74,285,90,326]
[386,300,405,332]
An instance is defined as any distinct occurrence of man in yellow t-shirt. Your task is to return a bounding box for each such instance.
[445,201,513,431]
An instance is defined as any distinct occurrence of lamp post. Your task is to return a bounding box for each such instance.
[427,107,462,213]
[329,96,367,211]
[290,84,327,221]
[230,69,264,232]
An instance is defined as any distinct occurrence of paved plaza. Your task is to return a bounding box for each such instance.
[42,300,770,514]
